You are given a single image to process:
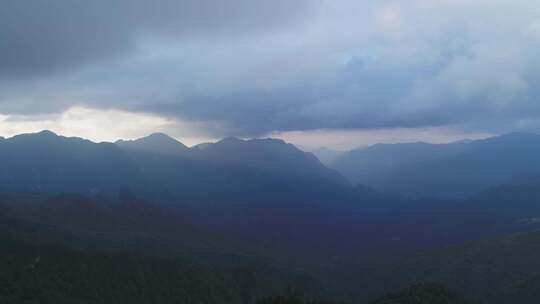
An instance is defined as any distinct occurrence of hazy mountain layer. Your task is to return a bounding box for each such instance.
[331,133,540,198]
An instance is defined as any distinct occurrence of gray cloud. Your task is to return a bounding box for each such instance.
[0,0,311,77]
[1,0,540,140]
[138,55,540,137]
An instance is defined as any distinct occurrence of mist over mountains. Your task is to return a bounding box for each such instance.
[6,130,538,201]
[2,130,540,303]
[330,132,540,198]
[4,0,540,302]
[0,130,344,197]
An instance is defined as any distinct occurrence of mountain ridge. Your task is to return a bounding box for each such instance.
[116,132,190,157]
[331,132,540,198]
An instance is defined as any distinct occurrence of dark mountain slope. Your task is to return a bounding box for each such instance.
[363,231,540,304]
[0,193,327,303]
[0,192,267,266]
[462,181,540,219]
[370,283,470,304]
[499,273,540,304]
[123,148,405,258]
[0,233,323,304]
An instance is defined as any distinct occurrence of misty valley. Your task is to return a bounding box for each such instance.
[1,131,540,303]
[3,1,540,302]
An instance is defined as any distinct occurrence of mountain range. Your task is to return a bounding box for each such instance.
[0,130,344,197]
[2,130,540,303]
[330,132,540,198]
[8,130,539,201]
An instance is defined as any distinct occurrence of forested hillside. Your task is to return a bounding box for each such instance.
[0,234,322,304]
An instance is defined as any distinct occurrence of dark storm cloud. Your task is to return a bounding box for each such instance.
[138,55,540,137]
[2,0,540,139]
[133,61,445,136]
[0,0,311,77]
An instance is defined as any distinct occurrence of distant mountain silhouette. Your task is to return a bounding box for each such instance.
[331,133,540,198]
[116,133,346,184]
[0,131,347,198]
[331,141,470,185]
[0,130,146,195]
[116,133,190,157]
[189,137,347,184]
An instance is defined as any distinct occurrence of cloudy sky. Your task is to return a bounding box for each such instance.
[1,0,539,149]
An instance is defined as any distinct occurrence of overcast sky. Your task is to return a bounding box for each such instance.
[1,0,540,149]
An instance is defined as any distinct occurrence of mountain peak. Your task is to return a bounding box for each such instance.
[253,137,287,145]
[146,132,176,140]
[218,136,243,144]
[192,136,346,184]
[38,130,57,136]
[218,137,290,147]
[117,133,186,146]
[9,130,62,142]
[116,133,189,156]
